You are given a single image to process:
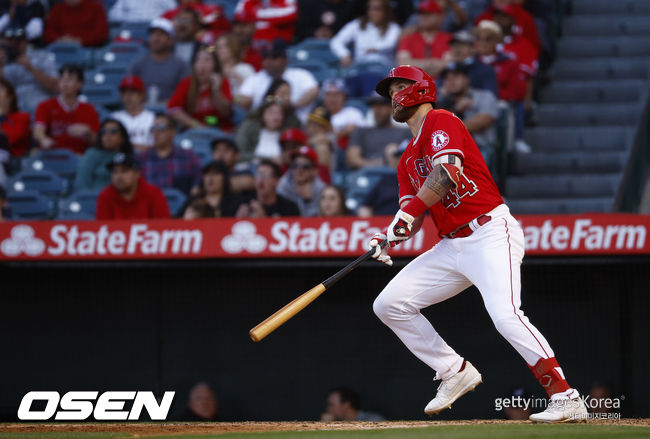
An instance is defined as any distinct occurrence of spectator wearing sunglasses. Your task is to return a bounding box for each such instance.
[276,145,325,217]
[137,113,202,195]
[75,118,134,192]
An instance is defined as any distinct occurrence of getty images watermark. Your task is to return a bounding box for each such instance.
[495,394,624,420]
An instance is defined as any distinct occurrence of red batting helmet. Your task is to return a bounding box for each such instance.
[375,65,437,107]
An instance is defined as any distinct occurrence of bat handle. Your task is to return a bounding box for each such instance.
[322,239,387,289]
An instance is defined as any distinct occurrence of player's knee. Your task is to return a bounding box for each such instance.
[373,294,403,322]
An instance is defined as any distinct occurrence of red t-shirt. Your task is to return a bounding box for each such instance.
[2,112,31,157]
[34,97,100,154]
[43,0,108,47]
[503,35,539,77]
[96,176,170,220]
[397,31,452,60]
[167,76,234,132]
[398,109,503,237]
[235,0,298,43]
[479,54,527,101]
[162,2,231,37]
[475,5,541,51]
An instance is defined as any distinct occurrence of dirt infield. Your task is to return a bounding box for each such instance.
[1,419,648,436]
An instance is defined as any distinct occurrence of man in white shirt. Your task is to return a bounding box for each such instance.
[321,78,365,145]
[111,76,155,152]
[108,0,176,23]
[236,38,319,123]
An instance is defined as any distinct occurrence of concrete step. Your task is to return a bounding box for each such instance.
[572,0,650,14]
[505,174,621,198]
[524,127,633,152]
[539,81,646,104]
[506,197,614,214]
[557,36,650,58]
[552,58,650,80]
[536,103,642,127]
[511,152,627,174]
[563,15,650,36]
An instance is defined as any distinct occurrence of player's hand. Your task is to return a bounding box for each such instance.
[369,232,392,266]
[387,209,415,247]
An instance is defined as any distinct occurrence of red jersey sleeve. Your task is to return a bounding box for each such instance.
[422,111,469,164]
[397,152,417,207]
[167,77,191,112]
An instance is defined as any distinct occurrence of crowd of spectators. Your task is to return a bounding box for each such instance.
[0,0,558,222]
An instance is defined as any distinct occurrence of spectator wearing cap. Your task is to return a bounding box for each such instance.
[346,92,411,169]
[236,159,299,218]
[474,0,540,51]
[96,152,170,220]
[33,64,100,154]
[305,106,336,177]
[191,160,245,217]
[234,0,297,44]
[111,76,155,152]
[75,118,134,192]
[138,114,202,195]
[0,77,30,158]
[396,1,451,77]
[276,145,326,217]
[163,1,230,43]
[330,0,401,68]
[172,8,202,65]
[236,96,287,163]
[214,33,255,96]
[210,136,254,193]
[167,45,233,131]
[43,0,108,47]
[0,0,45,43]
[278,128,331,184]
[493,7,539,79]
[129,18,190,105]
[0,25,58,114]
[437,62,499,156]
[237,38,319,124]
[321,78,366,148]
[294,0,353,41]
[109,0,176,23]
[231,11,263,71]
[444,29,498,96]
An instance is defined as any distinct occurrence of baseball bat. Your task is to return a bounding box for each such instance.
[249,240,388,342]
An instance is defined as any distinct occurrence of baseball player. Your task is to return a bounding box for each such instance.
[367,65,588,423]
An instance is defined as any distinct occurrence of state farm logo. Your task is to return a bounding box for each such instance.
[431,130,449,151]
[1,225,45,256]
[221,221,267,254]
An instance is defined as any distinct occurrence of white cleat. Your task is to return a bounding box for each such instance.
[529,389,589,423]
[424,361,482,415]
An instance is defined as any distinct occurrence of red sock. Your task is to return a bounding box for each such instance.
[529,357,571,397]
[458,361,466,373]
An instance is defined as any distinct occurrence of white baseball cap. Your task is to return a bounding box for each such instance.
[149,18,174,37]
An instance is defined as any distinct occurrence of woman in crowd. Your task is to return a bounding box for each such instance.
[191,160,244,217]
[214,33,255,96]
[330,0,401,67]
[183,198,216,219]
[75,118,133,191]
[319,184,349,217]
[167,45,234,131]
[0,78,30,158]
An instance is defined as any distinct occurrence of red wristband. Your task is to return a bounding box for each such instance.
[402,196,428,218]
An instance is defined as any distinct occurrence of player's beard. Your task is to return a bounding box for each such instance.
[392,104,418,123]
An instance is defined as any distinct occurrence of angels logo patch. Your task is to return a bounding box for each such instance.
[431,130,449,151]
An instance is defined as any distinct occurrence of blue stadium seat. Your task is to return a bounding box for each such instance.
[57,190,101,220]
[97,42,145,66]
[81,85,122,108]
[21,149,79,180]
[288,46,339,67]
[162,188,188,217]
[344,98,368,114]
[88,63,130,87]
[290,60,337,83]
[47,42,91,68]
[345,167,396,204]
[7,189,56,220]
[174,128,225,150]
[9,170,69,198]
[109,21,150,43]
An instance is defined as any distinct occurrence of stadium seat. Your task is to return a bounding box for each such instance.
[7,189,56,220]
[47,42,91,68]
[21,149,80,180]
[289,60,337,83]
[9,170,69,198]
[97,42,145,66]
[81,85,122,109]
[109,21,150,43]
[162,188,188,217]
[88,63,130,87]
[57,190,101,220]
[174,128,225,150]
[344,98,368,114]
[288,44,338,67]
[345,166,396,199]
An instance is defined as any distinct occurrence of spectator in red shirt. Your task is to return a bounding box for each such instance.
[43,0,108,47]
[162,0,230,41]
[396,1,452,78]
[33,64,100,155]
[231,11,263,71]
[493,7,538,78]
[96,152,171,220]
[0,78,30,158]
[234,0,297,44]
[167,45,233,131]
[474,0,540,51]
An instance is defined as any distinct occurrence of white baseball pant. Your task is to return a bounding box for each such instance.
[373,204,554,380]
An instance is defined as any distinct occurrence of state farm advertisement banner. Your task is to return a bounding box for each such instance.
[0,214,648,261]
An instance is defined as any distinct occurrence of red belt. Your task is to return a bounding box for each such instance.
[444,215,492,239]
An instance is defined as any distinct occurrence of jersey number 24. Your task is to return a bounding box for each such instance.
[442,174,478,208]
